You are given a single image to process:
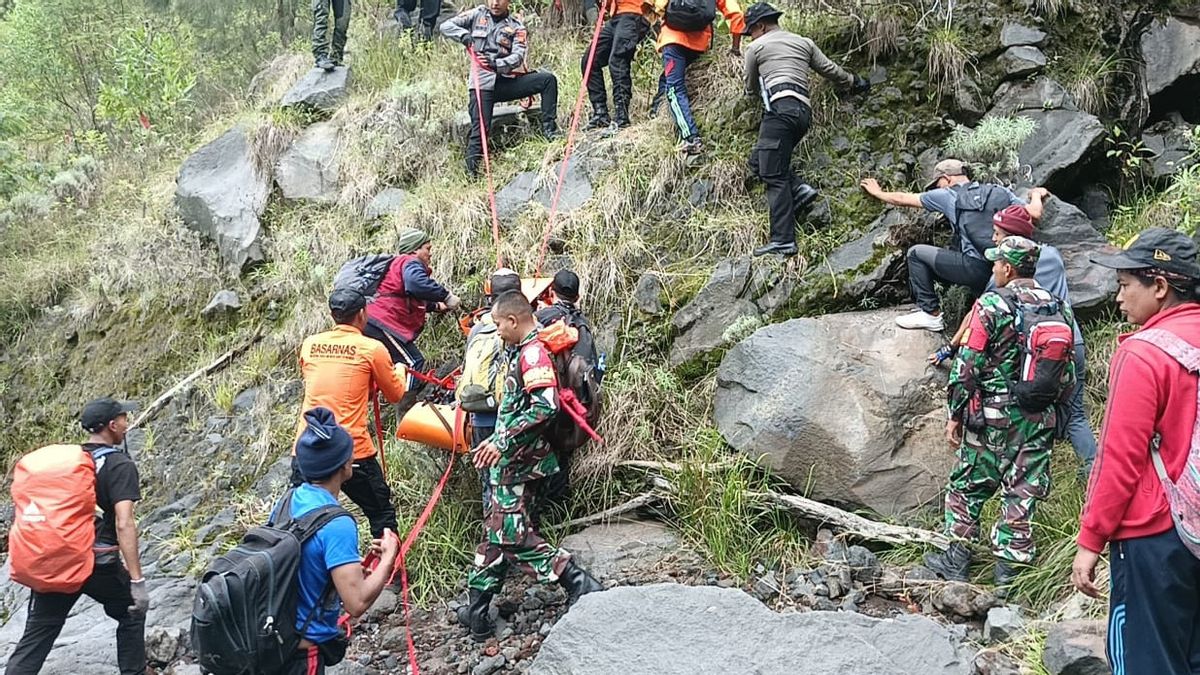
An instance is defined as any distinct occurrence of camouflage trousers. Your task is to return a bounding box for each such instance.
[944,406,1054,564]
[467,481,571,593]
[312,0,351,60]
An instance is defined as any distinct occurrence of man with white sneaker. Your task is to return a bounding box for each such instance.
[859,159,1046,331]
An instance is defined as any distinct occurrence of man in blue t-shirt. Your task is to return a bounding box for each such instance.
[283,407,400,675]
[860,159,1048,332]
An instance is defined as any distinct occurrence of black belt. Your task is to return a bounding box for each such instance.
[767,82,810,100]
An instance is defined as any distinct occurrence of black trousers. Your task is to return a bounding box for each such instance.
[290,456,397,538]
[396,0,439,28]
[583,13,650,119]
[748,98,812,246]
[466,72,559,174]
[1108,528,1200,674]
[4,564,146,675]
[312,0,351,61]
[905,244,992,313]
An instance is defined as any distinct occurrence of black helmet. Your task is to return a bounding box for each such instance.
[742,2,784,35]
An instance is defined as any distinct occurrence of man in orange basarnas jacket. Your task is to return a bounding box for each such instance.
[650,0,745,155]
[291,288,408,539]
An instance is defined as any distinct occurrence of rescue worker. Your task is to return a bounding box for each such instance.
[5,399,147,675]
[459,291,603,642]
[394,0,440,41]
[931,203,1098,476]
[742,2,870,257]
[582,0,653,132]
[652,0,746,155]
[292,288,409,539]
[860,161,1046,331]
[441,0,561,176]
[924,236,1076,590]
[364,228,461,386]
[312,0,350,72]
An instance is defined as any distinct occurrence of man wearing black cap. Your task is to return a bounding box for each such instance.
[1070,228,1200,675]
[742,2,870,258]
[281,407,399,674]
[6,398,147,675]
[293,288,409,539]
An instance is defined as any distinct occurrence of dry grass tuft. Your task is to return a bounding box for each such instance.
[926,25,970,100]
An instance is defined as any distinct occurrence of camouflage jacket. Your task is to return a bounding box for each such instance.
[488,330,560,485]
[947,280,1077,424]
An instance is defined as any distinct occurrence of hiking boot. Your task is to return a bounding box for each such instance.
[753,241,798,257]
[418,23,434,41]
[895,309,945,332]
[585,111,611,130]
[792,182,819,210]
[542,121,561,140]
[613,104,631,129]
[456,589,495,642]
[557,560,604,605]
[993,559,1021,598]
[394,7,414,28]
[680,135,704,155]
[923,542,972,582]
[316,55,336,72]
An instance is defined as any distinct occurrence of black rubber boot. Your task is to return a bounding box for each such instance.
[542,120,562,140]
[456,589,495,642]
[993,559,1021,597]
[585,106,610,130]
[752,241,798,257]
[791,182,819,210]
[613,102,631,128]
[923,542,972,582]
[558,560,604,605]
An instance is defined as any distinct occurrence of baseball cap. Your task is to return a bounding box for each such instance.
[741,2,784,34]
[924,159,968,191]
[1091,227,1200,278]
[551,269,580,301]
[328,287,367,316]
[80,398,136,433]
[985,235,1041,268]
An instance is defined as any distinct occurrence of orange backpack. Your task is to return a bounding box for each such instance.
[9,445,116,593]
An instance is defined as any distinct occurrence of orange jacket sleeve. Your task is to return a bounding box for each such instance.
[370,343,408,403]
[719,0,746,37]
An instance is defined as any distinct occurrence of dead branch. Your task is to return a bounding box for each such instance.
[558,492,660,530]
[131,333,263,430]
[760,491,950,550]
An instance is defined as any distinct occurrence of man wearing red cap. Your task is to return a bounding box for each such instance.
[930,203,1097,475]
[860,160,1048,331]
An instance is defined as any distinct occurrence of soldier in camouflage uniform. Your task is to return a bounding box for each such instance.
[312,0,350,72]
[459,291,603,642]
[924,236,1077,590]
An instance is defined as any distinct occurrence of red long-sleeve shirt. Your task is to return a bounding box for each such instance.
[1078,303,1200,552]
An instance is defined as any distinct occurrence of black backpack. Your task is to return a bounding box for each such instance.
[664,0,716,31]
[951,183,1013,259]
[538,307,603,451]
[333,254,395,298]
[190,489,351,675]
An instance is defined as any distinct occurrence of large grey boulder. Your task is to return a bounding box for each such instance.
[989,78,1105,187]
[714,307,952,515]
[531,584,973,675]
[1000,23,1047,47]
[1042,620,1109,675]
[280,66,351,112]
[1141,16,1200,97]
[560,520,681,580]
[175,126,271,271]
[1142,117,1198,180]
[1036,197,1119,311]
[536,159,593,212]
[0,563,195,674]
[275,121,342,202]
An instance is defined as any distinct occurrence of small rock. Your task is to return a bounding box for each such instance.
[716,578,735,589]
[634,273,664,316]
[974,650,1023,675]
[473,653,506,675]
[754,571,781,600]
[201,290,242,318]
[364,187,409,219]
[984,605,1026,643]
[845,546,882,584]
[1000,22,1047,47]
[281,66,351,112]
[365,589,400,622]
[145,626,187,666]
[999,46,1047,78]
[932,582,999,619]
[1043,620,1108,675]
[688,179,713,207]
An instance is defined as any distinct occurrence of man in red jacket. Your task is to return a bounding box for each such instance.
[1072,227,1200,674]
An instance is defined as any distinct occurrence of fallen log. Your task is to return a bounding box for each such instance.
[557,492,660,530]
[130,333,263,429]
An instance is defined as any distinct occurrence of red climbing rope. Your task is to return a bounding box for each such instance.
[533,1,609,276]
[468,46,506,270]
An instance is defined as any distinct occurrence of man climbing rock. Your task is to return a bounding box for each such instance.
[460,291,603,642]
[925,236,1076,592]
[651,0,745,155]
[5,399,147,675]
[312,0,350,71]
[741,2,869,257]
[859,160,1045,331]
[931,203,1098,476]
[364,227,461,392]
[293,288,409,539]
[394,0,441,41]
[282,407,400,675]
[441,0,561,176]
[582,0,653,132]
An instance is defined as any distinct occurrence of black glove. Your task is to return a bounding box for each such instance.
[851,75,871,95]
[459,33,473,46]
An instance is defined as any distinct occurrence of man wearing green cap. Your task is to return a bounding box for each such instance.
[365,228,461,387]
[924,235,1077,592]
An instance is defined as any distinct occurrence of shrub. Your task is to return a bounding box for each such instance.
[944,116,1037,183]
[926,26,970,100]
[1062,50,1129,116]
[96,22,199,135]
[7,190,53,219]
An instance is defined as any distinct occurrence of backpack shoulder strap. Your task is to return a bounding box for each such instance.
[292,504,353,544]
[90,446,121,472]
[1128,328,1200,484]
